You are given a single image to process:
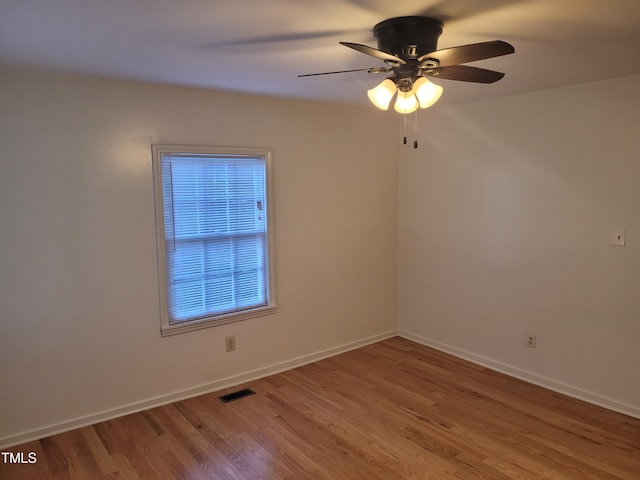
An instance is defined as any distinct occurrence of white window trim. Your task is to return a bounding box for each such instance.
[152,144,276,336]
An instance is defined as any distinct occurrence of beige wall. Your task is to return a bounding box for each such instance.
[0,67,399,445]
[2,65,638,447]
[398,74,640,417]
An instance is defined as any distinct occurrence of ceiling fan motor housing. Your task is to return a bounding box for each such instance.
[373,16,443,59]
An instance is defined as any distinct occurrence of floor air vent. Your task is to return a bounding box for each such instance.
[218,388,256,403]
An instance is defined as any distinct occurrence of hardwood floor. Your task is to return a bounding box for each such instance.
[2,337,639,479]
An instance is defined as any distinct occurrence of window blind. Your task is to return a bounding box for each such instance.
[159,154,269,324]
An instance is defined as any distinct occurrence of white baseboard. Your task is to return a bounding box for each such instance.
[0,330,397,449]
[398,330,640,420]
[7,328,636,449]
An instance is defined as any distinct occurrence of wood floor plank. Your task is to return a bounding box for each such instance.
[2,337,639,479]
[78,426,119,476]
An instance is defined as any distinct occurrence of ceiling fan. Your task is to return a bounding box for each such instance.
[299,16,515,114]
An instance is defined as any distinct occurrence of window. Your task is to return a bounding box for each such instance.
[152,145,275,336]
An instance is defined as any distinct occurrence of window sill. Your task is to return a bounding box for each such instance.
[160,304,277,337]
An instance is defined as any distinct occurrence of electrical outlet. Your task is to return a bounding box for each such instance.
[225,336,236,352]
[527,334,536,349]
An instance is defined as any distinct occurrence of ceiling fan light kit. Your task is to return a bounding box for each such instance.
[299,15,514,113]
[369,76,444,112]
[413,77,443,109]
[394,90,419,114]
[367,78,396,110]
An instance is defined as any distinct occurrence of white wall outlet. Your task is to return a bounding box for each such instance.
[527,334,536,349]
[611,228,626,247]
[225,336,236,352]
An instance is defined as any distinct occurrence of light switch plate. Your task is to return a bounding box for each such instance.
[611,228,626,247]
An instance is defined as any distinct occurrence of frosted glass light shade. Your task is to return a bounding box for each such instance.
[367,79,397,110]
[414,77,443,108]
[394,90,419,114]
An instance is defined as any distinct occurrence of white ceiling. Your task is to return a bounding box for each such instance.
[1,0,639,107]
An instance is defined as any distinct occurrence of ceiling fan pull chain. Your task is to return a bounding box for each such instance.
[403,112,407,144]
[414,110,419,149]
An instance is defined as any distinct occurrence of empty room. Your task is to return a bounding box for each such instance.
[1,1,639,479]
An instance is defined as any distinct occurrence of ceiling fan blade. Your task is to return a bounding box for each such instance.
[204,29,369,48]
[298,68,379,77]
[427,65,505,83]
[340,42,406,64]
[418,40,514,66]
